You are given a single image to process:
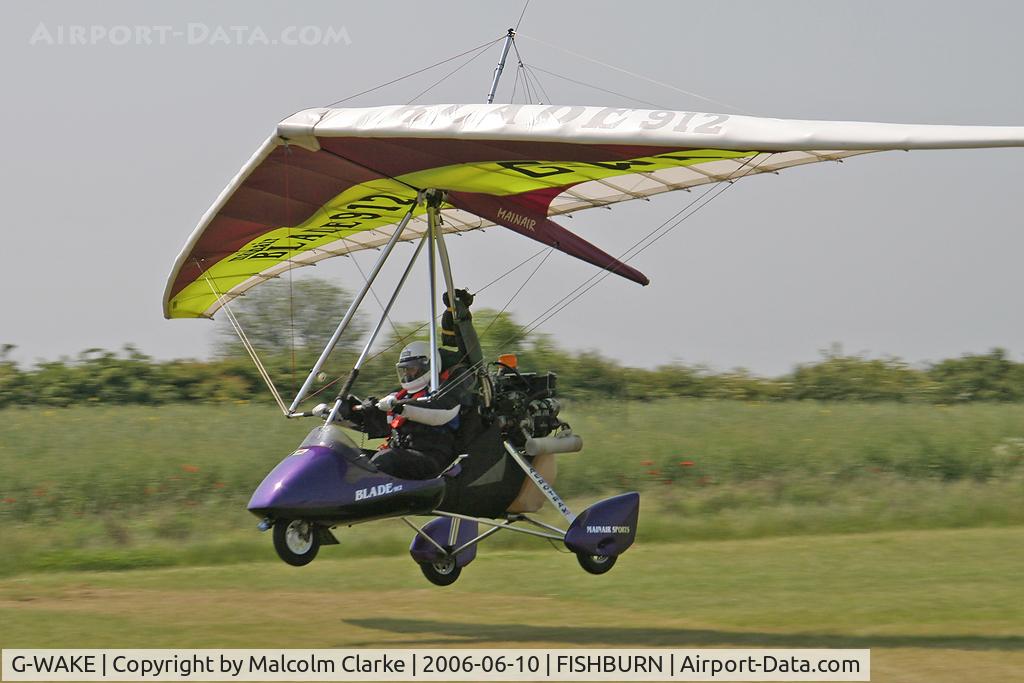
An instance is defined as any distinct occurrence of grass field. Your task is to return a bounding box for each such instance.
[1,528,1021,682]
[0,401,1022,681]
[1,400,1023,576]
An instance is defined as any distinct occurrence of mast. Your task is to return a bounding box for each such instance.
[426,193,441,392]
[486,28,515,104]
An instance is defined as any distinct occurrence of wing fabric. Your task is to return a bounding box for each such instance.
[446,190,649,286]
[164,104,1024,319]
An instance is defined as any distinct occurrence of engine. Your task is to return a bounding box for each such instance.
[486,367,565,444]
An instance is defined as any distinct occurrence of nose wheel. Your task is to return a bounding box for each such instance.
[273,518,321,566]
[576,552,617,574]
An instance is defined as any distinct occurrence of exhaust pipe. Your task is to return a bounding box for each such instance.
[525,433,583,456]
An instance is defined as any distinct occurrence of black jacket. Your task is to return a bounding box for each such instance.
[356,368,475,458]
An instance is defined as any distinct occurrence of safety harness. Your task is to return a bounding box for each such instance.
[384,368,460,449]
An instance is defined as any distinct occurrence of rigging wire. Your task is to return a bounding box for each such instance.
[518,33,752,115]
[202,271,290,415]
[302,159,774,406]
[477,247,554,342]
[509,62,522,103]
[510,37,554,106]
[301,18,758,405]
[528,64,668,109]
[517,54,536,104]
[425,154,776,405]
[408,39,501,104]
[517,155,772,342]
[510,40,540,104]
[300,246,553,403]
[284,145,297,392]
[522,63,553,105]
[521,158,772,340]
[474,245,550,295]
[312,29,764,405]
[522,70,535,105]
[338,239,401,340]
[522,67,537,104]
[361,244,551,358]
[323,36,505,107]
[515,0,532,31]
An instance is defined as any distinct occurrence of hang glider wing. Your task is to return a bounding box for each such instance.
[164,104,1024,319]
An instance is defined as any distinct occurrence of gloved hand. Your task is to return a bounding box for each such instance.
[376,395,403,413]
[312,403,331,417]
[442,288,474,323]
[442,288,474,308]
[338,394,360,419]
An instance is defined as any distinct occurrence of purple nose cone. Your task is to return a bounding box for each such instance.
[248,443,446,524]
[564,492,640,557]
[248,446,349,515]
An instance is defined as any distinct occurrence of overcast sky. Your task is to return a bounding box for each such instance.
[2,1,1023,376]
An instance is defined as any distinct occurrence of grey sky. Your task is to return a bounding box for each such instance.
[2,1,1022,376]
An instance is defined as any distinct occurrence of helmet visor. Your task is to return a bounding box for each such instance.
[396,356,429,385]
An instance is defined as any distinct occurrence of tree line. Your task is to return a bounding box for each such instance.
[3,278,1022,407]
[2,327,1023,408]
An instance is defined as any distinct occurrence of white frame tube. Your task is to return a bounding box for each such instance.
[324,232,428,424]
[427,199,441,392]
[354,233,427,370]
[434,218,458,316]
[288,203,416,412]
[486,29,515,104]
[431,510,565,541]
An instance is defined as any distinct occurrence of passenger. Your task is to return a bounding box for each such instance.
[343,340,474,479]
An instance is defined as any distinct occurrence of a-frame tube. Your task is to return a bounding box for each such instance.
[355,232,428,371]
[325,232,428,423]
[288,202,416,412]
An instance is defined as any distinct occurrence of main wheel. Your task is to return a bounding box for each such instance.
[419,555,462,586]
[273,518,320,567]
[576,552,617,575]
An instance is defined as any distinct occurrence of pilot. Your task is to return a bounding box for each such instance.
[342,340,474,480]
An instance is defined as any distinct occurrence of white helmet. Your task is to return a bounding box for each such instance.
[396,341,434,392]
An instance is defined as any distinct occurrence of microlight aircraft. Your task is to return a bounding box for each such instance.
[164,33,1024,585]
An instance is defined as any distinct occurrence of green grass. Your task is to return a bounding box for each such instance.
[563,399,1024,489]
[1,528,1021,682]
[0,401,1022,576]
